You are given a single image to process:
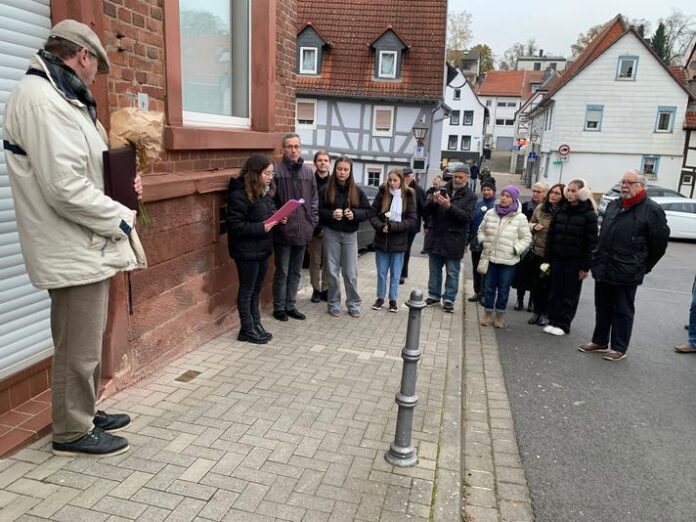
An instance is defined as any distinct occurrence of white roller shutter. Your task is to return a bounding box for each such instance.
[0,1,53,380]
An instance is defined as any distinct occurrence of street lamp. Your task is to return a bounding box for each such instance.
[411,119,429,177]
[411,119,428,145]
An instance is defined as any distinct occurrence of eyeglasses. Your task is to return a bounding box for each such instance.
[620,180,642,186]
[284,144,301,150]
[262,170,274,176]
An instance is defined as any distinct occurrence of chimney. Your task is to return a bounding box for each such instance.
[538,49,543,57]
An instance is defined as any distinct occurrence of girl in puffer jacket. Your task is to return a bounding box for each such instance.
[477,185,532,328]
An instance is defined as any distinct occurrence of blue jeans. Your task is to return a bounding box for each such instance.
[427,254,461,303]
[689,276,696,347]
[273,243,306,312]
[375,250,404,301]
[483,262,517,313]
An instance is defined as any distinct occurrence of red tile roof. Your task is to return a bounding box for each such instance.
[686,111,696,129]
[668,65,688,86]
[475,70,545,99]
[296,0,446,100]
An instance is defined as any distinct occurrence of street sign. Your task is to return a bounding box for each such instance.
[528,152,538,160]
[558,144,571,156]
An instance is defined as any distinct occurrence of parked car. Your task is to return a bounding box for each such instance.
[357,184,379,251]
[650,197,696,240]
[598,183,685,217]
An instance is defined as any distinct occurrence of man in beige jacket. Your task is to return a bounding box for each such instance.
[3,20,146,456]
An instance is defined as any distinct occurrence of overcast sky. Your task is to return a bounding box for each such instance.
[449,0,695,60]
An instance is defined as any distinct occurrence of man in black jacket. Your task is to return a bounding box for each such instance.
[400,167,426,285]
[579,170,669,361]
[308,150,330,303]
[423,164,477,313]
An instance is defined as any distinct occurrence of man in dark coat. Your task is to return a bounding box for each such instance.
[423,164,477,313]
[400,167,426,285]
[272,133,319,321]
[579,170,669,361]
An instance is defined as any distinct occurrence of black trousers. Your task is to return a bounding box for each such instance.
[592,281,637,353]
[528,253,550,315]
[234,258,269,331]
[471,250,483,296]
[401,231,417,278]
[547,259,584,333]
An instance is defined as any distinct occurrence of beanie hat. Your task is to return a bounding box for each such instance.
[502,184,520,201]
[481,180,496,191]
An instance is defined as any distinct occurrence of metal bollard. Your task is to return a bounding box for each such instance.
[385,289,426,467]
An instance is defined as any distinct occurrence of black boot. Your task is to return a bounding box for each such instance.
[537,314,548,326]
[238,328,268,344]
[527,313,539,324]
[255,323,272,341]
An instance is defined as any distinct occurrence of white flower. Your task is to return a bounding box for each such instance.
[384,211,391,219]
[540,263,550,274]
[481,205,488,213]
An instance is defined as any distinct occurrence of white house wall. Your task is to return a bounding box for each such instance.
[440,70,486,160]
[479,95,519,146]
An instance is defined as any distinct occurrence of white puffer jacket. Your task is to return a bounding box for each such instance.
[4,54,147,289]
[477,205,532,266]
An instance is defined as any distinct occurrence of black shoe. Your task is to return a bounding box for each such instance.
[443,301,454,313]
[52,428,129,457]
[388,300,399,313]
[93,410,131,432]
[425,298,439,306]
[371,298,384,310]
[527,313,539,325]
[311,289,321,303]
[513,302,523,311]
[526,303,534,312]
[255,324,272,341]
[537,314,548,326]
[286,309,306,320]
[467,294,480,302]
[320,291,328,302]
[238,328,269,344]
[273,311,288,321]
[399,278,405,285]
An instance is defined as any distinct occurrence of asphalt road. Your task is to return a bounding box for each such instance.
[488,240,696,521]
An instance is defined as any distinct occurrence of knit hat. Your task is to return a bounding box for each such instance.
[450,163,470,175]
[502,184,520,201]
[481,180,496,191]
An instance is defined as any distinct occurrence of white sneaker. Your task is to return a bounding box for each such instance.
[543,325,553,333]
[548,326,565,336]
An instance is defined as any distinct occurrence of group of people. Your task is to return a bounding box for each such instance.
[470,171,671,362]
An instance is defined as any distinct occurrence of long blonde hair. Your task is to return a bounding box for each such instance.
[380,169,413,214]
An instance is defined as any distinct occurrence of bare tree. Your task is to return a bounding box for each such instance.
[447,10,473,53]
[498,39,537,70]
[660,8,696,65]
[570,24,603,58]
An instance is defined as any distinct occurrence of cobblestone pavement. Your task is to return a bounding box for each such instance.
[0,251,532,521]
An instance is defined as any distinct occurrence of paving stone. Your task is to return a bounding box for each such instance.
[232,482,269,512]
[256,500,306,521]
[0,462,36,489]
[163,497,205,522]
[52,504,110,522]
[179,458,216,483]
[109,471,154,499]
[499,499,534,522]
[0,494,41,519]
[132,487,184,509]
[197,489,238,521]
[167,480,217,501]
[92,495,148,519]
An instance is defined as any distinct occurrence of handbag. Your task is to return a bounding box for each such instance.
[477,215,513,275]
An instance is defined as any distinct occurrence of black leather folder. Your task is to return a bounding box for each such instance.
[103,145,139,211]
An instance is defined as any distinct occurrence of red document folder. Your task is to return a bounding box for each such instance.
[264,198,304,225]
[103,145,139,211]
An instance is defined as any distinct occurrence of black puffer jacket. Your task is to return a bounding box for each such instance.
[423,183,477,259]
[545,199,598,270]
[318,182,371,233]
[226,176,276,261]
[313,172,330,236]
[591,196,669,286]
[370,187,417,252]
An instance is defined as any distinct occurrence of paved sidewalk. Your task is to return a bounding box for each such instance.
[0,251,533,521]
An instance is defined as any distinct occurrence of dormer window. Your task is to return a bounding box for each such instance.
[300,47,318,74]
[617,56,638,80]
[370,27,408,81]
[378,51,397,79]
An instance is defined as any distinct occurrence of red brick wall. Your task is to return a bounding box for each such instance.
[98,0,297,381]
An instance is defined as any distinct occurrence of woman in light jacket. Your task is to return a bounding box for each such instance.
[369,169,417,313]
[226,155,278,344]
[318,156,371,317]
[477,185,532,328]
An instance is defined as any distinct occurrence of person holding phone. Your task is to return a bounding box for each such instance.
[227,155,279,344]
[318,156,371,317]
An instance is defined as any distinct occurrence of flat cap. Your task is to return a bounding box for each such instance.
[450,164,470,174]
[402,167,414,175]
[48,19,109,74]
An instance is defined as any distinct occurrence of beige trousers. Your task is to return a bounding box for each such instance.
[48,279,110,442]
[308,233,328,292]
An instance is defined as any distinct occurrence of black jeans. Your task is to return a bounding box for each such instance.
[401,231,417,278]
[529,253,550,315]
[471,249,483,296]
[234,258,269,331]
[547,259,584,333]
[592,281,637,353]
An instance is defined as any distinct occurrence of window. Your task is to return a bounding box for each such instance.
[550,63,557,70]
[448,135,458,150]
[507,102,517,107]
[450,110,460,125]
[544,107,553,131]
[180,0,250,126]
[299,47,318,74]
[584,105,604,131]
[373,106,394,136]
[617,56,638,80]
[641,155,660,177]
[497,101,506,107]
[463,111,474,125]
[367,166,383,186]
[378,50,397,78]
[531,83,540,93]
[296,99,316,128]
[461,135,471,150]
[534,62,541,71]
[656,106,677,132]
[505,119,514,126]
[485,100,491,107]
[495,119,504,126]
[453,89,461,100]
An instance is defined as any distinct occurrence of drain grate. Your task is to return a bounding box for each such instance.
[174,369,201,382]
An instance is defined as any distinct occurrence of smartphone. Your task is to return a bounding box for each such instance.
[439,188,448,197]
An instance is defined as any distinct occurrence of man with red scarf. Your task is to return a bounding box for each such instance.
[578,170,669,361]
